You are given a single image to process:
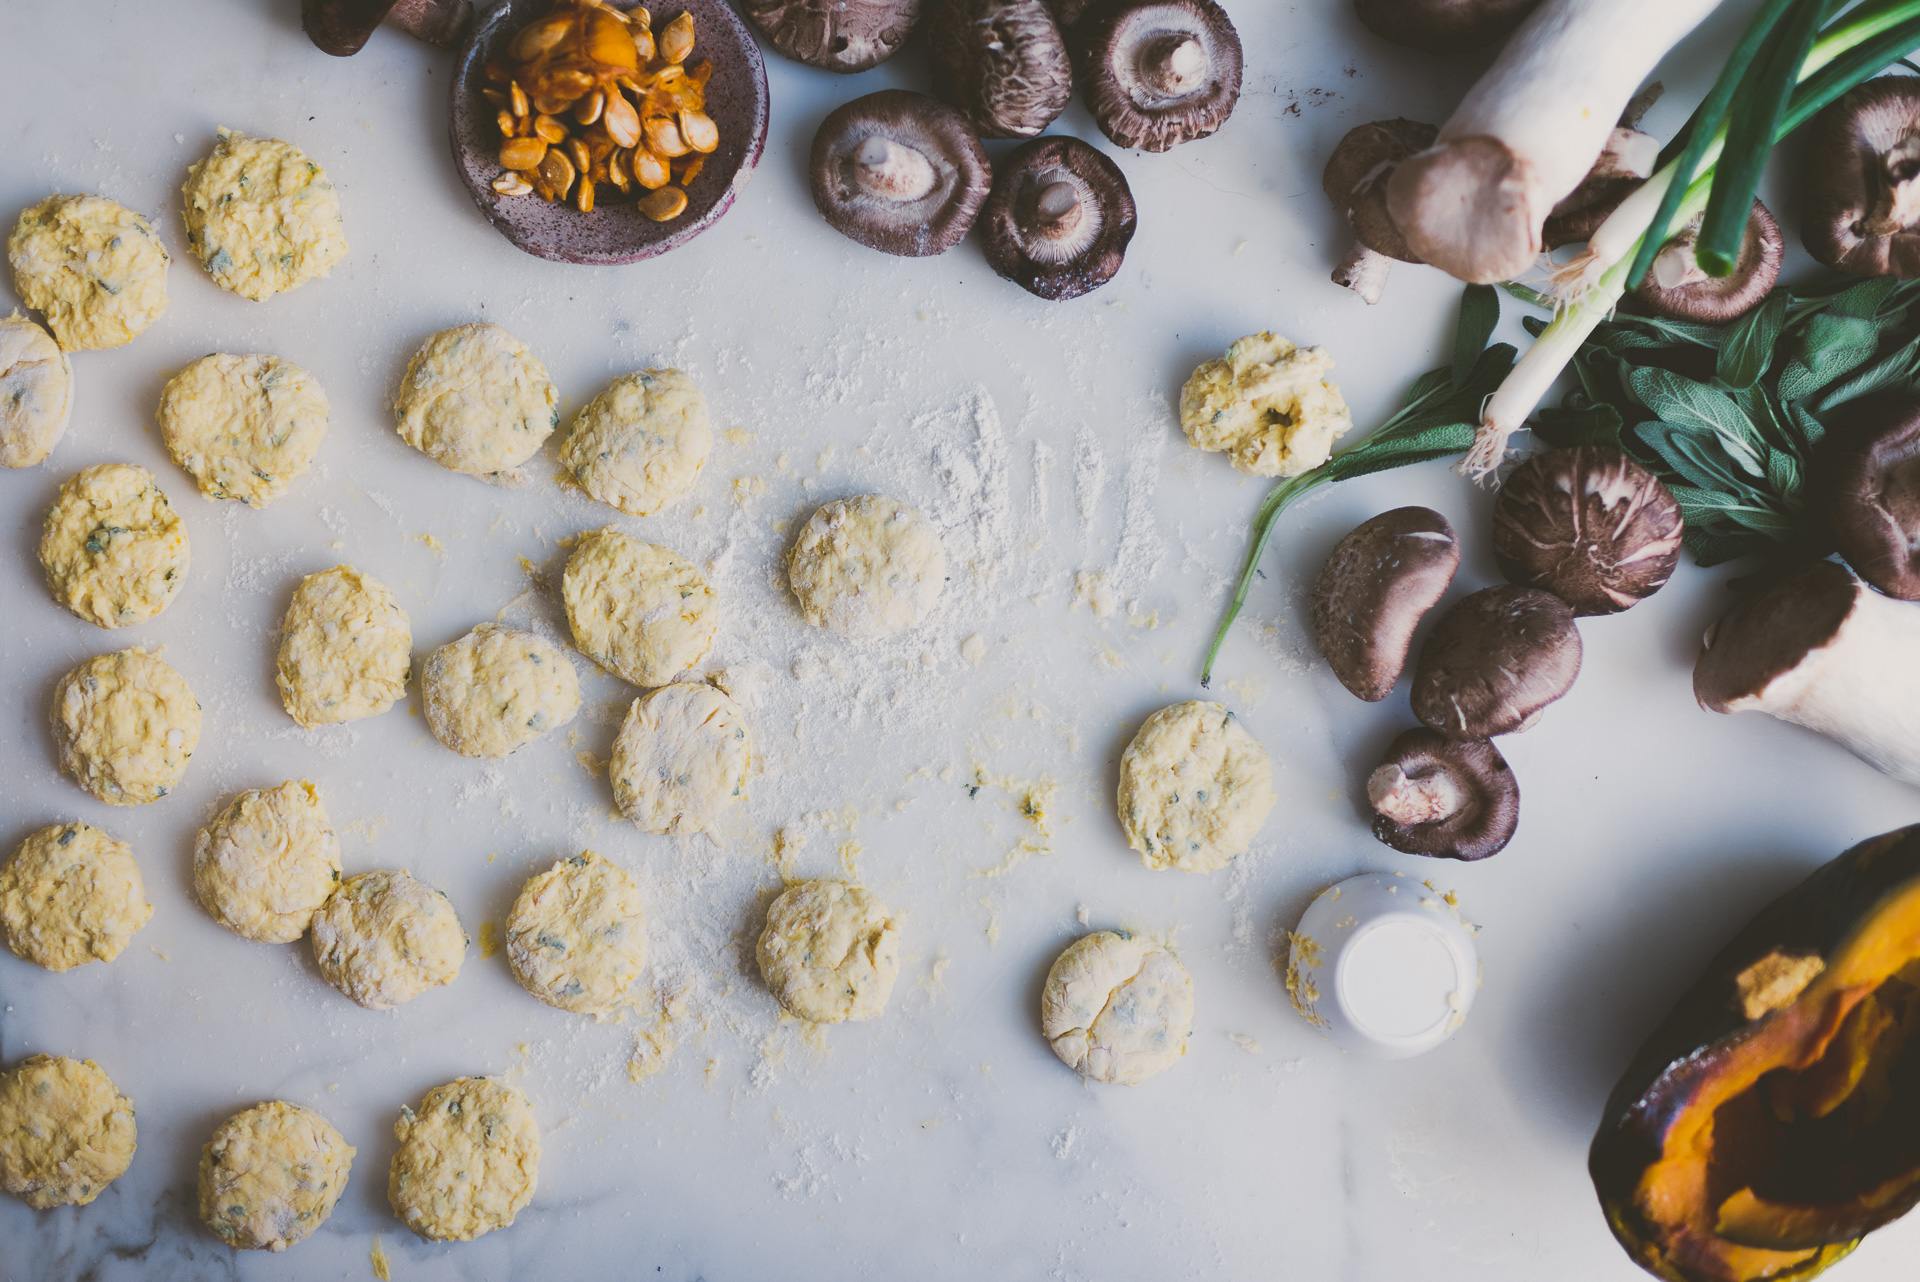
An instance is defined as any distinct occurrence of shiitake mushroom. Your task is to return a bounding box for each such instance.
[928,0,1074,139]
[978,136,1137,299]
[740,0,923,72]
[1491,446,1684,616]
[1072,0,1243,152]
[810,90,993,256]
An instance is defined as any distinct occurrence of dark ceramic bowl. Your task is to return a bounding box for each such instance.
[449,0,768,264]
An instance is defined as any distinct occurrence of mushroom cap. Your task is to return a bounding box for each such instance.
[1072,0,1243,153]
[1368,728,1519,861]
[1826,396,1920,600]
[1804,78,1920,278]
[809,90,993,257]
[1411,585,1583,738]
[978,136,1137,299]
[1311,506,1461,701]
[1541,128,1658,250]
[1693,560,1859,712]
[741,0,923,72]
[1491,446,1684,616]
[928,0,1074,139]
[1632,200,1784,323]
[303,0,402,54]
[1322,119,1437,263]
[1353,0,1543,52]
[1046,0,1097,25]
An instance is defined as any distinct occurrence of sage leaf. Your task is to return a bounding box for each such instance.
[1452,284,1499,390]
[1816,332,1920,410]
[1627,369,1766,473]
[1717,294,1787,389]
[1777,313,1879,401]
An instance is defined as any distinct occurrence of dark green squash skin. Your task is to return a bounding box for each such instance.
[1591,824,1920,1282]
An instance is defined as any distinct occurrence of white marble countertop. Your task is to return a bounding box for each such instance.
[3,1,1918,1279]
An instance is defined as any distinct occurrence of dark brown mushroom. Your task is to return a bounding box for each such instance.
[1353,0,1542,52]
[1368,728,1519,861]
[810,90,993,257]
[1046,0,1097,26]
[1322,118,1437,304]
[1312,506,1460,700]
[928,0,1074,139]
[740,0,923,72]
[1541,126,1659,250]
[978,137,1136,299]
[303,0,472,55]
[1072,0,1242,153]
[1804,78,1920,278]
[1491,446,1684,616]
[1411,585,1583,738]
[1632,200,1784,323]
[1826,396,1920,600]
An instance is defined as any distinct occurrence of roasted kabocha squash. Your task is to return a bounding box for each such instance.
[1592,825,1920,1281]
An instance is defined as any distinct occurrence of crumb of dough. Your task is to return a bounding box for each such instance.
[193,780,342,944]
[562,529,718,688]
[38,463,190,628]
[478,920,501,959]
[627,980,692,1081]
[393,323,557,485]
[198,1101,354,1251]
[609,683,750,835]
[560,368,712,516]
[388,1078,539,1242]
[1284,931,1329,1029]
[310,870,465,1009]
[960,633,987,666]
[370,1237,390,1281]
[421,623,579,758]
[505,851,648,1020]
[1117,701,1275,873]
[1041,930,1194,1085]
[50,647,201,806]
[0,1055,136,1208]
[181,129,347,301]
[1071,570,1116,616]
[757,881,900,1024]
[0,822,151,972]
[158,353,329,506]
[787,494,945,637]
[7,194,169,350]
[0,311,72,468]
[1180,331,1352,477]
[276,566,411,728]
[1228,1032,1263,1054]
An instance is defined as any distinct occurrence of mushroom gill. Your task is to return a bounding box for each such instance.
[979,137,1137,299]
[1074,0,1243,153]
[809,90,992,256]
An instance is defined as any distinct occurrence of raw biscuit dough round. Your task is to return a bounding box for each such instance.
[609,682,751,835]
[7,194,169,350]
[275,564,411,728]
[787,494,945,637]
[393,323,557,485]
[563,529,718,688]
[157,353,328,506]
[421,624,579,758]
[389,1077,539,1242]
[0,1055,136,1209]
[310,870,465,1009]
[38,463,190,628]
[1179,331,1353,477]
[198,1101,354,1251]
[194,780,342,944]
[1041,930,1194,1085]
[181,129,348,302]
[0,311,73,468]
[0,823,151,972]
[560,368,712,516]
[756,880,901,1024]
[506,851,648,1019]
[1117,700,1275,873]
[51,648,201,806]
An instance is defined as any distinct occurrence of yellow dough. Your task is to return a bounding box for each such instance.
[0,823,150,973]
[421,624,579,758]
[194,781,342,944]
[560,368,712,516]
[0,311,73,468]
[1180,331,1353,478]
[505,851,648,1019]
[563,528,718,688]
[198,1101,353,1251]
[393,323,557,485]
[0,1055,136,1209]
[1117,700,1275,873]
[756,880,900,1024]
[310,870,465,1009]
[788,494,945,637]
[1041,930,1194,1085]
[51,648,201,806]
[157,353,328,506]
[389,1077,539,1242]
[181,129,347,302]
[7,194,169,351]
[275,565,411,728]
[38,462,189,628]
[609,682,750,835]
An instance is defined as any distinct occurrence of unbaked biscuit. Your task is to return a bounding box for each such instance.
[1179,332,1352,477]
[1116,700,1275,873]
[609,682,751,835]
[181,129,348,302]
[788,494,945,637]
[389,1077,539,1242]
[310,870,465,1009]
[7,194,169,350]
[198,1101,353,1251]
[0,1055,136,1209]
[275,565,411,728]
[51,648,201,806]
[1041,930,1193,1085]
[560,368,712,516]
[756,880,900,1024]
[506,851,647,1019]
[421,624,579,758]
[563,528,717,688]
[0,311,73,468]
[157,353,328,506]
[38,463,189,628]
[393,323,557,485]
[194,781,342,944]
[0,823,150,972]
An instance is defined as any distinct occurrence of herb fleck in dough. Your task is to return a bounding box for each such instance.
[561,368,712,515]
[51,648,201,806]
[38,463,189,628]
[1041,931,1194,1085]
[757,880,901,1024]
[389,1077,539,1242]
[422,623,580,758]
[393,323,557,485]
[563,529,718,688]
[787,494,946,637]
[506,851,648,1020]
[0,311,72,468]
[276,565,411,728]
[0,1055,136,1209]
[194,781,343,944]
[311,870,465,1009]
[1180,331,1352,477]
[181,129,348,302]
[0,823,150,973]
[1117,700,1275,872]
[610,682,752,834]
[157,353,328,506]
[6,194,169,350]
[197,1101,353,1252]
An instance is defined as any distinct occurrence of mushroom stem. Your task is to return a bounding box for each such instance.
[1368,762,1464,826]
[1650,239,1710,290]
[1035,181,1084,230]
[1866,171,1920,238]
[1332,240,1392,305]
[854,137,939,202]
[1138,34,1207,96]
